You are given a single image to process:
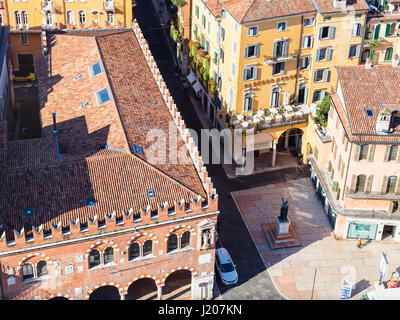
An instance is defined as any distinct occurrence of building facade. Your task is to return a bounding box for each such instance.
[309,63,400,242]
[4,0,132,72]
[0,23,219,300]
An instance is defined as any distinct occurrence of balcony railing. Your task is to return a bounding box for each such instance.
[230,105,310,131]
[104,0,115,11]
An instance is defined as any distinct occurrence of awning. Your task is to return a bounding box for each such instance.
[186,71,197,84]
[246,132,273,152]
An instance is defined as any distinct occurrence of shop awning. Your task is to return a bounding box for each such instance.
[246,132,273,152]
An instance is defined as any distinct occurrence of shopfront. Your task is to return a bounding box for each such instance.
[347,222,378,240]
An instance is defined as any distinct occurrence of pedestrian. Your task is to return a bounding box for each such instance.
[357,237,362,249]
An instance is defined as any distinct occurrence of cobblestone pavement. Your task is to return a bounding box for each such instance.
[232,177,400,300]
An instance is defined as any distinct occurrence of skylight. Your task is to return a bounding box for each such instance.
[79,102,89,109]
[149,100,158,104]
[89,62,103,78]
[132,144,144,155]
[25,207,33,219]
[95,87,111,105]
[365,109,373,117]
[86,198,95,207]
[147,189,155,200]
[74,74,83,80]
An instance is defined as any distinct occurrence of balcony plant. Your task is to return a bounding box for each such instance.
[171,0,185,6]
[208,77,217,99]
[315,94,330,128]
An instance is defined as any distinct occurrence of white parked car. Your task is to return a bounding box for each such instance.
[215,248,238,285]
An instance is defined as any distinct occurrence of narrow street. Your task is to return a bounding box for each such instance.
[133,0,285,299]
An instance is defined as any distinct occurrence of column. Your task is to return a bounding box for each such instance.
[271,142,277,168]
[284,131,290,149]
[157,285,164,300]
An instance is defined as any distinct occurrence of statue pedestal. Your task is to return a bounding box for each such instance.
[275,217,291,237]
[263,216,302,249]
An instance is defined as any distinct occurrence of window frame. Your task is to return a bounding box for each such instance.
[248,26,258,37]
[128,242,140,261]
[277,21,287,32]
[95,87,112,105]
[167,233,178,253]
[88,249,101,269]
[272,61,285,76]
[103,247,114,265]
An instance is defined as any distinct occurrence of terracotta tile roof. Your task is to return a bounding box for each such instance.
[220,0,316,23]
[368,11,400,21]
[312,0,369,14]
[202,0,222,17]
[0,136,58,170]
[334,64,400,143]
[0,153,201,236]
[95,31,206,197]
[0,29,210,240]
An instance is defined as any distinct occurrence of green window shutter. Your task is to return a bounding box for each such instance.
[384,145,390,161]
[381,176,389,194]
[368,145,375,162]
[328,161,332,172]
[370,50,375,60]
[365,175,374,194]
[353,144,361,161]
[350,174,357,193]
[374,24,381,39]
[332,181,338,192]
[385,23,391,36]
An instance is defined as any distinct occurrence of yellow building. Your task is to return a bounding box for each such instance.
[189,0,370,168]
[363,10,400,65]
[5,0,132,72]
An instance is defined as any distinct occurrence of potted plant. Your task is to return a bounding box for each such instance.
[208,77,217,100]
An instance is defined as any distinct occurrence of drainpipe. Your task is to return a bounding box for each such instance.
[294,15,304,100]
[341,140,353,202]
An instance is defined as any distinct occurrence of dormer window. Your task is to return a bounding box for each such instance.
[95,87,111,105]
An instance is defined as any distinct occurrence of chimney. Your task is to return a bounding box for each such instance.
[375,106,392,134]
[392,53,400,68]
[52,113,63,162]
[333,0,346,9]
[365,57,372,69]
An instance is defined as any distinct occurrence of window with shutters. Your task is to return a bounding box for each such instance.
[273,40,288,58]
[271,88,280,107]
[348,44,361,58]
[352,23,362,37]
[374,24,381,39]
[303,35,313,49]
[328,161,332,172]
[319,26,334,40]
[385,23,396,37]
[355,175,366,193]
[202,15,206,28]
[195,5,199,18]
[312,89,324,102]
[389,145,398,161]
[359,144,368,160]
[314,69,329,82]
[385,47,393,61]
[245,44,259,59]
[304,18,315,27]
[317,47,332,61]
[299,56,311,70]
[272,62,285,75]
[277,21,287,32]
[244,65,257,81]
[244,93,253,111]
[387,176,397,193]
[248,26,258,36]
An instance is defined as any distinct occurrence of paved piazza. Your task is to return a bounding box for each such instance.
[231,177,400,300]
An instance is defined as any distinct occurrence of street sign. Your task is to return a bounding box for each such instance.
[379,252,388,279]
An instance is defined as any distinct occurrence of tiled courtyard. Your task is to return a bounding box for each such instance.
[231,177,400,300]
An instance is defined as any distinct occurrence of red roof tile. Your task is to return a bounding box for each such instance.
[312,0,369,14]
[334,64,400,143]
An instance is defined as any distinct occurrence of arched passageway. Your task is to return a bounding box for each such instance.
[125,278,158,300]
[163,270,192,300]
[89,285,120,300]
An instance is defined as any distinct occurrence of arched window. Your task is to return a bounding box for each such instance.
[92,10,99,24]
[21,11,28,26]
[14,11,21,26]
[37,261,48,277]
[67,11,74,25]
[355,174,366,193]
[89,249,100,268]
[128,242,140,260]
[22,263,34,281]
[181,231,190,249]
[79,11,86,26]
[385,47,393,61]
[243,93,252,112]
[387,176,397,194]
[103,247,114,264]
[143,240,152,256]
[271,88,280,107]
[167,234,178,253]
[45,12,53,26]
[106,12,114,25]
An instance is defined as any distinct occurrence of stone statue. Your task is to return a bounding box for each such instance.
[279,197,289,221]
[202,230,210,248]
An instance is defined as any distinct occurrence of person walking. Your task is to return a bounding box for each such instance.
[357,237,362,249]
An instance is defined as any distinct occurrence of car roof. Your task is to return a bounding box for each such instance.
[216,248,232,263]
